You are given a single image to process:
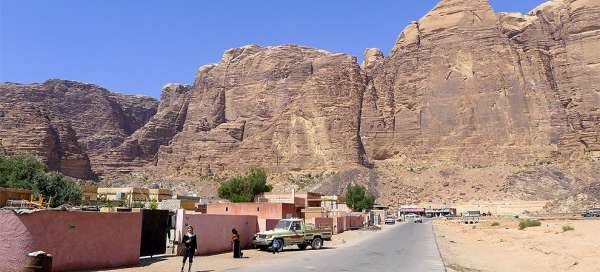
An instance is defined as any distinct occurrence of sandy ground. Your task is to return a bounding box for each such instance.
[434,218,600,272]
[90,225,394,272]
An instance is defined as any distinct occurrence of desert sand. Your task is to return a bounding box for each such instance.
[434,218,600,272]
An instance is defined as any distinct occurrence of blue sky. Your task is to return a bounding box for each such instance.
[0,0,546,98]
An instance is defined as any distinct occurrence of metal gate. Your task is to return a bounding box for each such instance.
[139,209,170,257]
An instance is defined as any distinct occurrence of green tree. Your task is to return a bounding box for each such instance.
[218,167,272,202]
[345,184,375,212]
[0,153,82,207]
[0,153,47,189]
[33,172,82,207]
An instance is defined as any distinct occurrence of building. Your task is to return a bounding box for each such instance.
[80,184,98,202]
[0,187,34,207]
[399,205,426,216]
[97,187,150,205]
[256,191,322,218]
[206,202,297,231]
[424,208,457,217]
[148,188,172,201]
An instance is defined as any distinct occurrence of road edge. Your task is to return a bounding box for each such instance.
[431,221,449,272]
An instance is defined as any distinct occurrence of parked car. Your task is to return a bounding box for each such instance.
[582,208,600,217]
[384,217,396,225]
[252,219,332,252]
[404,213,423,223]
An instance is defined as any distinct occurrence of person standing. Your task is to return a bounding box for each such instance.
[181,225,197,272]
[231,228,242,258]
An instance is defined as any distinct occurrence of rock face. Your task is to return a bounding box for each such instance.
[0,80,158,178]
[1,0,599,208]
[151,45,367,178]
[361,0,600,166]
[95,83,192,175]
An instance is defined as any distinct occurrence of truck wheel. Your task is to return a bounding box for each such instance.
[272,239,284,253]
[297,243,308,250]
[311,237,323,250]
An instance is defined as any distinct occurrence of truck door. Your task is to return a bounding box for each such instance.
[289,221,304,244]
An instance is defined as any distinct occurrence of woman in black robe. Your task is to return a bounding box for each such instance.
[232,228,242,258]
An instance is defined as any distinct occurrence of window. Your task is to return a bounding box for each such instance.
[225,207,228,212]
[291,222,301,231]
[257,207,260,212]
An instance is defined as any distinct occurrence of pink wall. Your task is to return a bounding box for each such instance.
[314,217,334,231]
[176,212,258,256]
[206,203,296,231]
[206,203,296,219]
[345,215,364,230]
[336,216,345,234]
[0,210,141,272]
[265,219,280,231]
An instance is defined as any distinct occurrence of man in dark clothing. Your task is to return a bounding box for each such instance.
[181,225,197,272]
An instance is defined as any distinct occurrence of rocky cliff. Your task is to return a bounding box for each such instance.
[1,0,598,207]
[0,80,158,178]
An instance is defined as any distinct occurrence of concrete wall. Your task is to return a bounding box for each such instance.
[0,210,141,272]
[175,211,258,256]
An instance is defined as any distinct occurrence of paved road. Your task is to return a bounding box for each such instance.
[235,221,446,272]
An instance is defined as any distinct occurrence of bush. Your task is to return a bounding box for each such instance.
[99,196,113,208]
[0,154,82,207]
[149,198,158,210]
[518,219,542,230]
[491,221,501,227]
[0,153,47,189]
[345,184,375,212]
[130,201,145,208]
[33,172,82,207]
[562,225,574,232]
[218,167,272,203]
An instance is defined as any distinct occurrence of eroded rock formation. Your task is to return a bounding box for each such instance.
[0,0,598,207]
[151,45,367,178]
[0,80,158,178]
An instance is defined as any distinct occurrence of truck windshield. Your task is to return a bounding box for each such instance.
[275,220,293,230]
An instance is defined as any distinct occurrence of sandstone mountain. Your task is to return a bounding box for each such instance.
[1,0,598,209]
[0,80,157,178]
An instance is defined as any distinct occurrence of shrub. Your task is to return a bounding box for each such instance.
[99,196,113,208]
[130,201,145,208]
[562,225,574,232]
[0,153,47,189]
[0,154,82,207]
[345,184,375,212]
[149,198,158,210]
[33,172,82,207]
[518,219,542,230]
[218,167,272,203]
[491,221,501,227]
